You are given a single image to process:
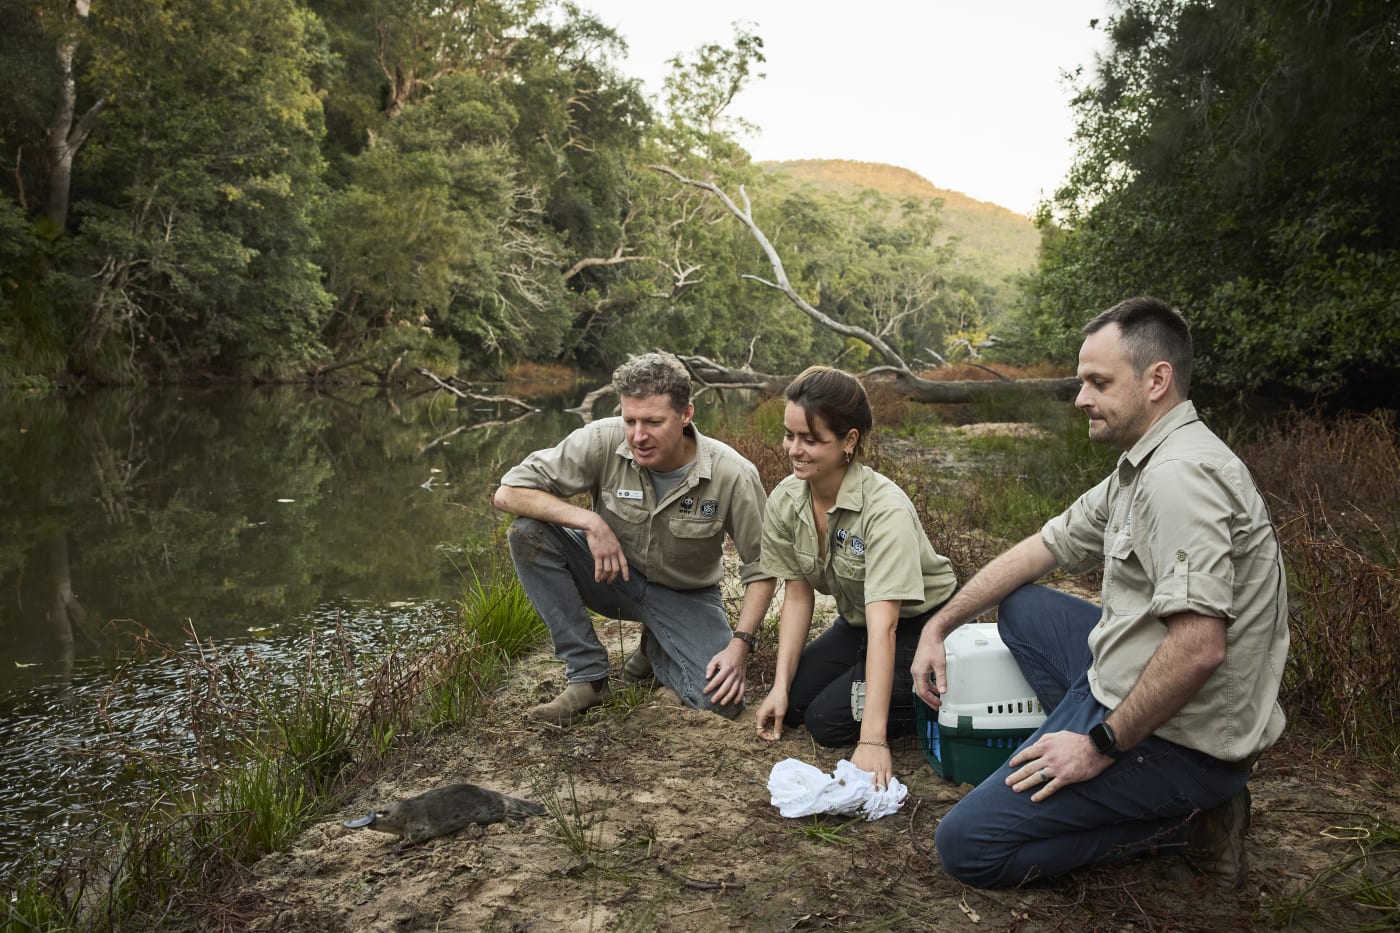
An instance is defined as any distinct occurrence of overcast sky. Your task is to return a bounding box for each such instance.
[578,0,1112,216]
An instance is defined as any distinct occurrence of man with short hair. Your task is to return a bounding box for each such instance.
[495,353,775,724]
[912,297,1289,888]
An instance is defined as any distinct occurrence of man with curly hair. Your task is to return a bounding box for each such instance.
[495,353,775,724]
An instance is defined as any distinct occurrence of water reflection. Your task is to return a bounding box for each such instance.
[0,384,606,881]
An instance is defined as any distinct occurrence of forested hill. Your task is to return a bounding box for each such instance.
[761,160,1040,310]
[4,1,1394,399]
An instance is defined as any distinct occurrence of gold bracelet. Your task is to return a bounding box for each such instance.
[857,740,888,749]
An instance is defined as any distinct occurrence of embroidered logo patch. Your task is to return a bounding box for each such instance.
[849,535,866,556]
[700,498,719,518]
[836,529,848,542]
[680,496,695,512]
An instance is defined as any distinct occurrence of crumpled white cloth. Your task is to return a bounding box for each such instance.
[767,757,909,821]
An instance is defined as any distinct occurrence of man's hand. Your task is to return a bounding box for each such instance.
[703,640,749,706]
[1005,731,1113,802]
[910,625,949,708]
[583,516,629,584]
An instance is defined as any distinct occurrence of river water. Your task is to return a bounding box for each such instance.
[0,383,638,882]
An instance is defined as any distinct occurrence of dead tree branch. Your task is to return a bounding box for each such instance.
[414,368,537,415]
[650,165,1079,404]
[651,165,914,378]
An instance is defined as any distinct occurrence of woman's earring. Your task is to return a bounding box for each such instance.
[844,449,853,465]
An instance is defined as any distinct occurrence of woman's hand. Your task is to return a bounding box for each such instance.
[755,690,788,741]
[851,741,893,791]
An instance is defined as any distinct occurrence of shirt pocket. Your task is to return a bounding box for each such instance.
[602,494,649,526]
[792,543,820,578]
[601,495,649,560]
[832,549,868,611]
[1103,530,1149,613]
[667,516,724,567]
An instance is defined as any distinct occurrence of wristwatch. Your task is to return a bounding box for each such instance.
[1089,721,1122,758]
[732,630,756,648]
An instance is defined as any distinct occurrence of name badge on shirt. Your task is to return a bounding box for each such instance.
[615,488,643,500]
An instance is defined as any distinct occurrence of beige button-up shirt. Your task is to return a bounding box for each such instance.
[1041,401,1289,761]
[499,417,769,591]
[761,463,957,626]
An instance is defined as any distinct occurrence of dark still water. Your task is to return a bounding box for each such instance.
[0,384,610,881]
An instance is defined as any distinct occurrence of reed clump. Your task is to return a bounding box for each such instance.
[2,572,545,932]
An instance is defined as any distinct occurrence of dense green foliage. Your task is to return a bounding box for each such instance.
[0,0,992,384]
[1020,0,1400,401]
[10,1,1394,398]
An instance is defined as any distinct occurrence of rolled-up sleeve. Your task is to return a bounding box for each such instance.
[1041,475,1112,574]
[728,462,772,586]
[760,483,803,581]
[499,423,606,497]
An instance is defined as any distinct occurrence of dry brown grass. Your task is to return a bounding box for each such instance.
[914,361,1073,382]
[499,361,583,393]
[1242,410,1400,759]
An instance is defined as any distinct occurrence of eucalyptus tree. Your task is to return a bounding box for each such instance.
[313,0,661,373]
[0,0,102,374]
[568,22,793,370]
[0,0,333,380]
[1027,0,1400,399]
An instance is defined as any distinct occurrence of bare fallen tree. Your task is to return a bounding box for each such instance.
[652,166,1079,403]
[414,367,536,415]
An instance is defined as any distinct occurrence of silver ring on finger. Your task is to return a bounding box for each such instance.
[1038,768,1048,783]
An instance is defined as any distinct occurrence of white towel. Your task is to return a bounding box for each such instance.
[767,757,909,821]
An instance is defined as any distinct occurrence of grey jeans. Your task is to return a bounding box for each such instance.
[506,517,741,718]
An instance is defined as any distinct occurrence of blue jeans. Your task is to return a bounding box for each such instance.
[506,517,740,718]
[934,584,1251,887]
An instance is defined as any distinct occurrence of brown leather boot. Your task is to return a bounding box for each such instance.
[622,632,654,683]
[528,678,610,725]
[1184,786,1251,888]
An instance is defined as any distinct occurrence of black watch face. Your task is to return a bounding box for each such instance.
[1092,723,1114,753]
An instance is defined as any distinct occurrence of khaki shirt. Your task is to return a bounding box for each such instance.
[761,464,957,625]
[499,417,769,591]
[1041,401,1289,761]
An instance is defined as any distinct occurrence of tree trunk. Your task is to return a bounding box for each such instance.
[44,0,103,233]
[672,353,1078,403]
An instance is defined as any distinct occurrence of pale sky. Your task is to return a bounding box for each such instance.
[579,0,1112,217]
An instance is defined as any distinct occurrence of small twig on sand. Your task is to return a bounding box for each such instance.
[908,798,934,860]
[657,861,746,891]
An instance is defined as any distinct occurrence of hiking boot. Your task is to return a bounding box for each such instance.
[1184,786,1251,888]
[622,632,654,683]
[528,678,610,725]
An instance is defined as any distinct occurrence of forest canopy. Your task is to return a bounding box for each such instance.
[0,0,992,385]
[2,0,1397,403]
[1020,0,1400,402]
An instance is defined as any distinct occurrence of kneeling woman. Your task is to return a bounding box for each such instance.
[755,367,957,789]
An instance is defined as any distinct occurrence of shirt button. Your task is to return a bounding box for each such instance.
[1176,549,1187,561]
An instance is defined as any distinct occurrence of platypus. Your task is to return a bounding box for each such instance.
[343,782,546,845]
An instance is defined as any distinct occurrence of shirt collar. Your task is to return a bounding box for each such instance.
[615,422,709,478]
[1122,400,1200,470]
[830,462,868,513]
